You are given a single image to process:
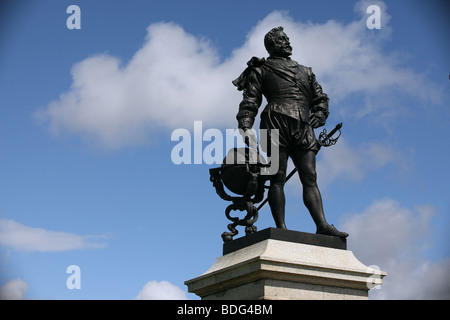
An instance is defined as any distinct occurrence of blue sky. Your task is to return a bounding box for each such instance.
[0,0,449,300]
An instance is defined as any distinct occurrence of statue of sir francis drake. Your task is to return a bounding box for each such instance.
[233,26,348,238]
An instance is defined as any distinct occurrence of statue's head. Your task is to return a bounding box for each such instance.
[264,26,292,58]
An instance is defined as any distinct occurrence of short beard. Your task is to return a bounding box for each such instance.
[270,44,292,58]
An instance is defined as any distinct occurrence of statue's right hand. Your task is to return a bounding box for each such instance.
[241,128,258,149]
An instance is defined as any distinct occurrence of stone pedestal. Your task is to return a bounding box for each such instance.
[185,228,386,300]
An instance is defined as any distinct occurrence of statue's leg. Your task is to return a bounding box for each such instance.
[292,149,349,237]
[268,148,289,229]
[291,149,328,229]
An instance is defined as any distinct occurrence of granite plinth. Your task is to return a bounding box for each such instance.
[185,228,386,300]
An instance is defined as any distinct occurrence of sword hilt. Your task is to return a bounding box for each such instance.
[318,122,342,147]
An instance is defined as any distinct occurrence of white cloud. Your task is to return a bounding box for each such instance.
[315,138,401,189]
[36,3,441,148]
[340,198,450,299]
[135,280,188,300]
[0,219,107,252]
[36,22,239,149]
[0,279,28,300]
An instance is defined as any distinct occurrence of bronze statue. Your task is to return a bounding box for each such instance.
[232,26,348,238]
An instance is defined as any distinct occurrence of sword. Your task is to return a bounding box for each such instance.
[257,122,343,211]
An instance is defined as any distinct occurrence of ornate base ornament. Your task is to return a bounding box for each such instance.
[209,147,269,242]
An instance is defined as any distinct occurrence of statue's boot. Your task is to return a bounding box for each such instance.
[316,224,349,238]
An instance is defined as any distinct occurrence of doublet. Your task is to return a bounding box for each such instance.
[233,56,329,130]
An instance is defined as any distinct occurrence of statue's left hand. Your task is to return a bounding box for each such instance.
[309,111,325,128]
